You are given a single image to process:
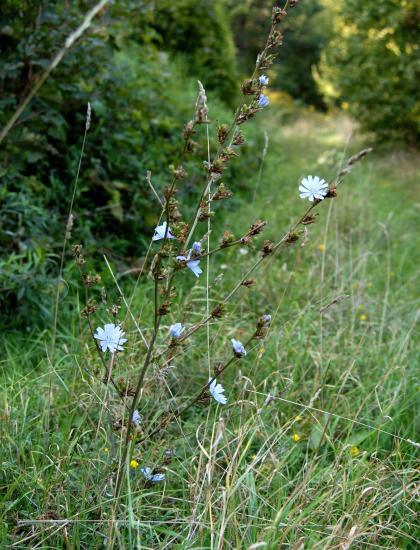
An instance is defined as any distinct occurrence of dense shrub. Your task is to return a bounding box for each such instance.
[152,0,238,103]
[318,0,419,144]
[0,1,250,326]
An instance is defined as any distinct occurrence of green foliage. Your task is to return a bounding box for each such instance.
[318,0,420,144]
[229,0,330,108]
[0,1,245,326]
[152,0,238,103]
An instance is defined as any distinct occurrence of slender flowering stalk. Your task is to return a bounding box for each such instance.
[111,3,375,502]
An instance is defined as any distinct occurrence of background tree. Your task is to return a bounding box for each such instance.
[228,0,330,108]
[318,0,420,144]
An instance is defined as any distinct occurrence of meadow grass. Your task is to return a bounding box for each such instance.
[1,111,419,549]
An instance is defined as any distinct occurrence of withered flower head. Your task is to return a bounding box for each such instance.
[272,7,287,24]
[220,230,234,248]
[262,240,274,256]
[217,124,229,144]
[211,303,225,318]
[248,220,267,236]
[213,183,232,201]
[241,79,259,96]
[232,130,245,146]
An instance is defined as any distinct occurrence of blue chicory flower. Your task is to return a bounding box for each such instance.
[152,221,175,241]
[258,94,270,108]
[132,410,142,426]
[140,467,165,482]
[186,259,202,277]
[176,254,203,278]
[259,74,269,86]
[169,323,184,339]
[192,241,202,254]
[231,338,247,357]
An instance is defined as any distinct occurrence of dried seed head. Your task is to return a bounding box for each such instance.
[183,120,196,141]
[158,299,170,316]
[177,222,190,243]
[186,140,198,153]
[325,186,337,198]
[195,81,209,123]
[213,183,232,201]
[339,148,373,177]
[285,232,299,244]
[173,165,187,179]
[211,303,225,318]
[232,130,245,146]
[268,29,284,48]
[240,235,252,246]
[217,124,229,144]
[65,213,74,239]
[83,273,101,287]
[237,104,257,125]
[242,278,255,288]
[301,214,317,225]
[86,102,91,131]
[198,201,213,222]
[210,159,225,174]
[220,230,234,248]
[272,7,287,23]
[71,244,83,257]
[248,220,267,236]
[241,79,258,96]
[82,302,98,317]
[262,240,274,256]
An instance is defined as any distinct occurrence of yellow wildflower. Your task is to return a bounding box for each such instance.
[318,243,325,252]
[359,314,367,321]
[292,433,301,443]
[350,446,360,457]
[130,459,139,469]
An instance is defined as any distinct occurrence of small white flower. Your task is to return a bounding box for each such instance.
[231,338,246,357]
[208,378,227,405]
[140,467,165,482]
[169,323,184,339]
[94,323,127,353]
[152,221,175,241]
[239,247,249,256]
[299,175,329,202]
[132,410,142,426]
